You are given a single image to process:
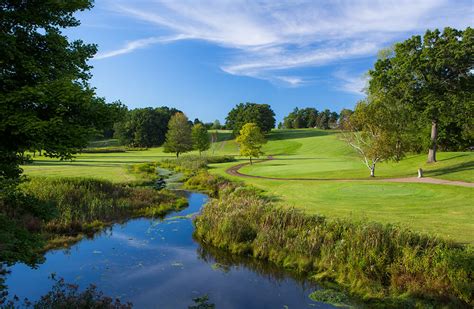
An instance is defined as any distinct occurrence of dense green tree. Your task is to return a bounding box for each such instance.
[369,27,473,162]
[226,103,275,135]
[192,123,210,155]
[235,123,267,164]
[283,107,339,129]
[0,0,118,265]
[163,113,193,157]
[101,101,128,139]
[114,107,180,147]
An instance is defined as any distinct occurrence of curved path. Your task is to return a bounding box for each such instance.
[226,156,474,188]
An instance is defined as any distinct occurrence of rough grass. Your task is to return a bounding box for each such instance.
[20,177,187,237]
[193,180,474,307]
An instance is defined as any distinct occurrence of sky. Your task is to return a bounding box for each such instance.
[67,0,473,123]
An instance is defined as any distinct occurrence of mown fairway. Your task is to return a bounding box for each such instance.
[23,129,474,243]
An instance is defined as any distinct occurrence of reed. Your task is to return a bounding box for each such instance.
[20,177,187,236]
[193,174,474,307]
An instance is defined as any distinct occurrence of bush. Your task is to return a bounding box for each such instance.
[80,147,126,153]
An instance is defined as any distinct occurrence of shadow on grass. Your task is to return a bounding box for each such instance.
[267,129,337,141]
[425,160,474,177]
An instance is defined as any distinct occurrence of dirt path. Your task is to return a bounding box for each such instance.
[226,156,474,188]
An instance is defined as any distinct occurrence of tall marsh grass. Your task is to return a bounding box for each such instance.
[21,177,187,235]
[193,177,474,307]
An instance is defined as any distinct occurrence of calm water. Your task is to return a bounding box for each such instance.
[5,192,334,308]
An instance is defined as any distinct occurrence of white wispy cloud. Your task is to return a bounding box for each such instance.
[333,70,369,95]
[95,34,191,59]
[98,0,472,89]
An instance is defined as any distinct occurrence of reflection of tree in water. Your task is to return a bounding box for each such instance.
[196,243,317,291]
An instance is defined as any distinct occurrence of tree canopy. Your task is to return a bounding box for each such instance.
[192,123,210,155]
[368,27,473,162]
[283,108,339,129]
[114,107,181,148]
[163,113,193,157]
[0,0,120,185]
[226,103,275,135]
[236,123,267,164]
[0,0,121,265]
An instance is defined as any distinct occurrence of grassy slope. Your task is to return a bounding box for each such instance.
[22,130,474,242]
[207,129,474,243]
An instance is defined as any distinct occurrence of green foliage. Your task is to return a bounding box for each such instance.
[0,187,55,265]
[309,289,352,307]
[368,27,473,160]
[114,107,181,147]
[283,108,339,129]
[342,100,408,176]
[225,103,275,135]
[0,0,122,183]
[194,182,474,307]
[20,177,186,236]
[163,113,193,157]
[236,123,267,163]
[192,123,211,155]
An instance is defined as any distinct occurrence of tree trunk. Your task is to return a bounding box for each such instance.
[427,121,438,163]
[250,157,252,165]
[176,152,179,158]
[370,164,375,177]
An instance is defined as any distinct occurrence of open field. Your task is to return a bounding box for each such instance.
[22,129,474,243]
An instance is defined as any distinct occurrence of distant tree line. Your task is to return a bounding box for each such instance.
[113,107,181,148]
[282,108,343,129]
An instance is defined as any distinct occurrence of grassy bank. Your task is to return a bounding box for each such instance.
[191,173,473,307]
[22,177,186,245]
[0,176,187,264]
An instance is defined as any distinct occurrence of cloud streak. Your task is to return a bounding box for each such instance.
[95,34,190,59]
[99,0,472,89]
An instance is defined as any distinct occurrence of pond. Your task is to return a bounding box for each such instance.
[4,192,335,308]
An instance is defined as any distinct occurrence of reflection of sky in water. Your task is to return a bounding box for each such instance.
[6,193,334,308]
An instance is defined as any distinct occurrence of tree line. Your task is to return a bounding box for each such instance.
[281,107,350,129]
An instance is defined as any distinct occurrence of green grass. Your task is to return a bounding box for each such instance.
[22,129,474,243]
[238,129,474,181]
[193,181,473,307]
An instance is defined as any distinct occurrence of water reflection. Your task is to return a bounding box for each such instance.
[4,192,334,308]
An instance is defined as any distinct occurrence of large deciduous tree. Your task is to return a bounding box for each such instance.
[163,113,193,158]
[236,123,267,164]
[0,0,116,186]
[226,103,275,135]
[368,27,473,163]
[0,0,118,266]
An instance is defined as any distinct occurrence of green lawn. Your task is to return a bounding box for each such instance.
[22,129,474,243]
[239,129,474,182]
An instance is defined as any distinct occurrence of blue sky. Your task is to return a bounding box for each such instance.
[67,0,472,123]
